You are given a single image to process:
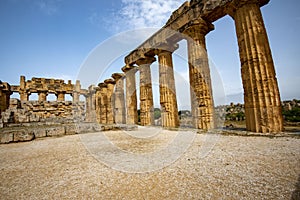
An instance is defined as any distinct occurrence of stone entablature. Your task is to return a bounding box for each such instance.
[10,76,89,102]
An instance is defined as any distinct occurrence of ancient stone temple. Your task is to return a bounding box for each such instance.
[120,0,283,133]
[0,0,283,134]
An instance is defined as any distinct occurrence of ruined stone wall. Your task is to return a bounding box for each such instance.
[1,99,85,127]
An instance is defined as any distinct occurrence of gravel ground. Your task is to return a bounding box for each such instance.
[0,127,299,199]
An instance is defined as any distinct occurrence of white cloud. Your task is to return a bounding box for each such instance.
[36,0,61,15]
[111,0,186,32]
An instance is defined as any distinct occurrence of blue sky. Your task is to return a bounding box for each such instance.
[0,0,299,107]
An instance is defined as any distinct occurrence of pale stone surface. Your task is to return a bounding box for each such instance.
[0,132,13,143]
[46,127,66,137]
[0,128,299,199]
[13,131,35,142]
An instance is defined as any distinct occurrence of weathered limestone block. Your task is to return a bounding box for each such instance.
[33,129,47,138]
[46,127,65,137]
[65,124,79,135]
[0,132,14,144]
[136,57,155,126]
[13,130,35,142]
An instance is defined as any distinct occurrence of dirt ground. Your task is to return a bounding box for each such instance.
[0,127,299,199]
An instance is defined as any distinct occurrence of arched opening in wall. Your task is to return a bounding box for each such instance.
[79,95,86,102]
[11,92,20,100]
[65,94,72,101]
[47,93,56,101]
[29,93,38,101]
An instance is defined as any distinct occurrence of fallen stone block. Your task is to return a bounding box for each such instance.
[46,127,65,137]
[34,129,47,138]
[13,130,35,142]
[0,132,13,144]
[65,125,79,135]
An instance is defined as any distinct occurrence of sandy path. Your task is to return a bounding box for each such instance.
[0,127,299,199]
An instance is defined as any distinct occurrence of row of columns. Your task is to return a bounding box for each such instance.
[89,0,283,133]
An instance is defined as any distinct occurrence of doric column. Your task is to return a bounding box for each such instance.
[156,44,179,128]
[104,79,116,124]
[73,80,81,103]
[56,92,65,101]
[112,73,126,124]
[85,94,91,122]
[183,19,215,130]
[86,85,97,122]
[229,0,283,133]
[0,82,11,115]
[19,76,28,101]
[136,56,156,126]
[122,65,138,125]
[38,91,47,102]
[95,87,101,123]
[99,83,108,124]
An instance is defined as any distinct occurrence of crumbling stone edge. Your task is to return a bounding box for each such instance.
[0,123,138,144]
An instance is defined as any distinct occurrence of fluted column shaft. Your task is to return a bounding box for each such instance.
[99,83,108,124]
[95,88,101,123]
[112,73,126,124]
[105,79,116,124]
[137,57,155,126]
[85,95,91,122]
[57,92,65,101]
[73,80,81,103]
[157,50,179,128]
[231,2,283,133]
[38,91,47,102]
[19,76,28,101]
[122,65,138,125]
[184,19,215,130]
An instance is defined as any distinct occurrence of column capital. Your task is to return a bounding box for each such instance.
[227,0,270,17]
[183,19,214,39]
[135,56,156,66]
[104,78,116,85]
[98,82,107,89]
[112,73,124,81]
[121,64,138,73]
